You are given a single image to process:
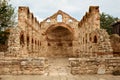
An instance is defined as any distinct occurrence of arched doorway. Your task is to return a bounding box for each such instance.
[46,23,74,57]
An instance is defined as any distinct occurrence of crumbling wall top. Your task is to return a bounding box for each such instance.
[41,10,78,23]
[78,6,100,27]
[18,6,40,29]
[89,6,99,13]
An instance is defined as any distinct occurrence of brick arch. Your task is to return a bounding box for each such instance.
[90,31,99,43]
[46,22,74,41]
[46,22,74,34]
[45,22,74,57]
[92,34,98,43]
[93,35,98,43]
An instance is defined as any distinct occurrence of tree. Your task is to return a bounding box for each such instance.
[0,0,16,44]
[100,12,119,35]
[0,0,16,30]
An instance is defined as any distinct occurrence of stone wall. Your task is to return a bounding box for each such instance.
[78,6,113,57]
[0,58,48,75]
[40,10,78,57]
[6,27,21,57]
[69,58,120,74]
[18,6,41,58]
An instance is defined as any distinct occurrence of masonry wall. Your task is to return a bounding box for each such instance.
[69,57,120,74]
[40,10,79,57]
[18,7,41,58]
[3,6,113,58]
[0,58,48,75]
[78,6,113,57]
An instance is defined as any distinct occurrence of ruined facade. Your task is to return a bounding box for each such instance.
[0,6,120,75]
[8,6,113,58]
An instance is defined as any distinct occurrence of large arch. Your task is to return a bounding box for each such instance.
[45,23,74,57]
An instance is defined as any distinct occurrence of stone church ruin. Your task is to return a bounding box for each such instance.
[0,6,120,75]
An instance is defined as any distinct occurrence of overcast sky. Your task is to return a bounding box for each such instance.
[10,0,120,22]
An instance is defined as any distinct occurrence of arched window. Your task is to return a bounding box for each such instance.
[27,36,29,46]
[57,14,62,22]
[31,39,34,52]
[89,33,92,42]
[93,36,97,43]
[68,19,73,22]
[69,42,72,47]
[46,19,50,22]
[86,34,87,43]
[20,34,24,45]
[48,43,51,46]
[83,38,84,43]
[32,39,34,44]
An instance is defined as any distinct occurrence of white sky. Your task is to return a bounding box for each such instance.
[10,0,120,22]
